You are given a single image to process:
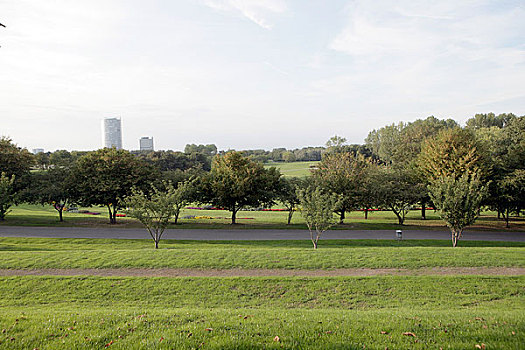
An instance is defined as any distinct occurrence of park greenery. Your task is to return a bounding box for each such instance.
[1,112,525,348]
[0,237,523,348]
[1,113,524,247]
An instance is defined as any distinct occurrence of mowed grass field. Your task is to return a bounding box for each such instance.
[2,203,524,231]
[264,161,318,177]
[0,237,524,348]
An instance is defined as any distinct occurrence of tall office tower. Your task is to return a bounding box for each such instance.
[102,117,122,149]
[139,137,154,151]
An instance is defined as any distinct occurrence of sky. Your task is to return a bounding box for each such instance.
[0,0,524,152]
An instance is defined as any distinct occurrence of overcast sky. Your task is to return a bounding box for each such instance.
[1,0,524,152]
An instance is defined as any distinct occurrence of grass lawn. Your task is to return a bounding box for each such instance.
[263,161,318,177]
[0,237,523,348]
[0,237,524,270]
[2,204,524,231]
[0,275,523,349]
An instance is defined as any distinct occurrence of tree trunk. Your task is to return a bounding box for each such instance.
[451,229,462,247]
[231,206,237,224]
[154,239,159,249]
[505,208,510,228]
[312,239,318,249]
[394,210,404,225]
[364,209,368,220]
[107,204,117,224]
[174,211,180,225]
[287,208,293,225]
[58,209,63,222]
[421,202,426,220]
[107,205,113,224]
[339,206,345,224]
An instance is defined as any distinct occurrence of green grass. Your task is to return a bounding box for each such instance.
[2,204,524,231]
[0,237,523,269]
[264,161,318,177]
[0,276,523,349]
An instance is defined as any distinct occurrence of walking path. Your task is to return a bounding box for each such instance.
[1,226,524,241]
[1,267,523,277]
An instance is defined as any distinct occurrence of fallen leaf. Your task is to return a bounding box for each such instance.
[380,331,388,335]
[205,328,213,332]
[159,337,164,342]
[475,317,484,321]
[475,345,486,349]
[273,336,280,342]
[187,332,193,338]
[403,332,416,337]
[511,331,516,335]
[104,340,114,348]
[325,331,333,334]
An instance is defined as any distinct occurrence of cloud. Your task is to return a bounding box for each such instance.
[203,0,287,29]
[320,0,525,117]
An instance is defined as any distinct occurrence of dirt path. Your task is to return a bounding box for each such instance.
[1,267,523,277]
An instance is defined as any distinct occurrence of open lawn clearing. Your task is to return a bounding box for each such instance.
[0,276,523,349]
[1,267,524,277]
[0,238,523,270]
[2,204,524,231]
[264,161,318,177]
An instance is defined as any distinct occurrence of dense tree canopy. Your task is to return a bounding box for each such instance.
[198,152,281,224]
[313,153,370,223]
[71,148,156,224]
[418,128,488,181]
[0,137,34,192]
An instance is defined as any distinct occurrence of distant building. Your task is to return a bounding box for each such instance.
[32,148,44,154]
[139,137,154,151]
[102,117,122,149]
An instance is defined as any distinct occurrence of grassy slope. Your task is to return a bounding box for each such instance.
[0,276,523,349]
[2,204,524,231]
[0,238,523,269]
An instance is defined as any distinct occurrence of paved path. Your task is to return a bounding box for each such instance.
[0,226,524,241]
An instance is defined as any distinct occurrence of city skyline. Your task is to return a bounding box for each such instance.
[1,1,524,152]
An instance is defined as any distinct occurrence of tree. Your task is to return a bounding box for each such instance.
[428,174,486,247]
[297,186,340,249]
[418,128,488,182]
[325,135,347,154]
[198,152,281,224]
[366,117,458,165]
[371,166,426,225]
[71,148,155,224]
[170,179,196,225]
[495,170,525,227]
[313,153,369,224]
[124,184,178,249]
[49,150,74,167]
[24,168,74,222]
[277,177,305,225]
[0,172,15,221]
[0,137,34,193]
[465,113,515,130]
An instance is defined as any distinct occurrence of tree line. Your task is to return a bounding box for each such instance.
[1,113,523,248]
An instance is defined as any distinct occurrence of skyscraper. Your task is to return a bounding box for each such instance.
[102,117,122,149]
[139,137,154,151]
